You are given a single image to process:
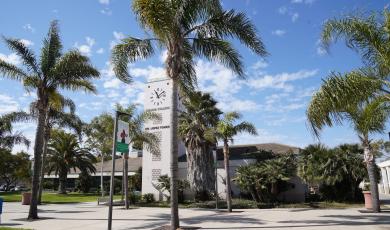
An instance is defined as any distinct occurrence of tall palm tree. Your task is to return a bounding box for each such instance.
[178,91,222,200]
[0,112,30,150]
[308,91,390,212]
[112,1,267,227]
[31,94,84,204]
[0,20,99,219]
[46,130,96,194]
[215,112,257,212]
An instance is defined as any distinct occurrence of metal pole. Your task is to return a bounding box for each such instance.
[124,152,129,209]
[213,149,219,210]
[101,155,104,197]
[108,111,119,230]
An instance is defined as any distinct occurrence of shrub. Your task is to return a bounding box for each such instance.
[142,193,155,203]
[129,191,142,204]
[75,170,92,193]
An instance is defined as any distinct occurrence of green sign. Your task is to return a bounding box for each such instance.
[116,142,129,153]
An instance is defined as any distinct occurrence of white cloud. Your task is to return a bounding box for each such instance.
[130,66,166,81]
[291,0,316,4]
[20,39,34,47]
[110,31,125,49]
[272,30,286,36]
[103,78,122,89]
[0,94,20,114]
[233,128,286,145]
[101,8,112,15]
[96,48,104,54]
[316,39,327,56]
[217,99,258,112]
[292,13,299,22]
[251,60,269,70]
[278,6,288,15]
[160,50,168,63]
[99,0,110,4]
[74,37,95,56]
[23,24,35,33]
[0,53,21,65]
[248,69,318,92]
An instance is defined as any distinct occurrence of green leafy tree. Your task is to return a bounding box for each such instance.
[46,130,96,194]
[85,113,114,197]
[179,91,222,200]
[299,144,369,201]
[0,20,99,219]
[234,153,296,203]
[112,1,267,227]
[215,112,257,212]
[0,149,31,190]
[76,170,93,193]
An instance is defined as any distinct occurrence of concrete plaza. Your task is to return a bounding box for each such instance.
[1,202,390,230]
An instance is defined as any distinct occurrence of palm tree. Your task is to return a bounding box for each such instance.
[215,112,257,212]
[308,91,390,212]
[112,1,267,227]
[115,104,160,209]
[0,112,30,150]
[46,130,96,194]
[32,94,84,204]
[178,91,221,200]
[0,20,99,219]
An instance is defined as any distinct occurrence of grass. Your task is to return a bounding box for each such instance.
[133,198,364,209]
[0,228,32,230]
[0,191,121,204]
[0,192,364,209]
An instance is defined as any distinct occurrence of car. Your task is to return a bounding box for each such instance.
[15,185,29,191]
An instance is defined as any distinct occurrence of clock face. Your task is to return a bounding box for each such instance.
[150,87,167,106]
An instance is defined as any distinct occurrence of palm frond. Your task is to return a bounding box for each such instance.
[112,37,155,83]
[51,50,99,86]
[3,37,40,74]
[235,121,258,135]
[193,37,243,77]
[0,59,29,81]
[41,20,62,75]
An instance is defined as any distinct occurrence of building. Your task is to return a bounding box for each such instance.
[378,159,390,194]
[178,143,306,202]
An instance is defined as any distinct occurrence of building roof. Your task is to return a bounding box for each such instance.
[59,157,142,175]
[178,143,300,162]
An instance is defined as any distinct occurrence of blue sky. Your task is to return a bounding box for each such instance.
[0,0,389,154]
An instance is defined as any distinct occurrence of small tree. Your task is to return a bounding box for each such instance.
[76,170,92,193]
[216,112,257,212]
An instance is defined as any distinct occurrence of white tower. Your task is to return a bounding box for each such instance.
[142,78,185,201]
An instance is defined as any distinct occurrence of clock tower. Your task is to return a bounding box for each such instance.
[141,78,185,200]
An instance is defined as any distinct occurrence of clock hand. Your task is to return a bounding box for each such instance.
[154,90,160,98]
[158,91,166,97]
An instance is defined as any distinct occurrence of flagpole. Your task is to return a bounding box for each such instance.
[108,110,119,230]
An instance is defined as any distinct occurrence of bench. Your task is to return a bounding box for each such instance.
[97,197,110,205]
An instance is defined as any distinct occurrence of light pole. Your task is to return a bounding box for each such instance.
[213,147,219,210]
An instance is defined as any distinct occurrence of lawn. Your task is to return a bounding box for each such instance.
[0,228,31,230]
[135,198,364,209]
[0,191,121,204]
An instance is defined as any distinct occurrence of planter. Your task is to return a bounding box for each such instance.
[21,192,31,205]
[363,191,372,209]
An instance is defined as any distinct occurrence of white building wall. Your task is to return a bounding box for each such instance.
[141,78,185,201]
[378,160,390,194]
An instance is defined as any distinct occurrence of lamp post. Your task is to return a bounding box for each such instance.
[213,147,219,210]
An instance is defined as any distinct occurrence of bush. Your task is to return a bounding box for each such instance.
[42,179,55,190]
[142,193,155,203]
[129,192,142,204]
[75,170,92,193]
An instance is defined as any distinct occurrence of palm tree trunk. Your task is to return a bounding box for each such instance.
[38,125,50,205]
[101,155,104,197]
[169,78,179,229]
[223,140,232,212]
[58,169,67,194]
[363,145,380,212]
[28,106,46,220]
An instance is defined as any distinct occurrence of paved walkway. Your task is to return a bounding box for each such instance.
[1,202,390,230]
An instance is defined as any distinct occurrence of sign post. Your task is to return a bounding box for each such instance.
[213,148,219,210]
[108,113,131,230]
[107,111,119,230]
